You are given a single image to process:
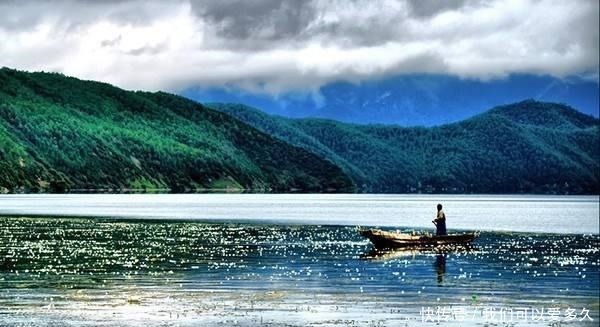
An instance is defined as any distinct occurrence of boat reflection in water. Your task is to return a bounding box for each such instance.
[435,253,446,284]
[362,245,476,285]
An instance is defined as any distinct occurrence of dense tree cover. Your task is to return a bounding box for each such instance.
[210,100,599,194]
[0,68,354,193]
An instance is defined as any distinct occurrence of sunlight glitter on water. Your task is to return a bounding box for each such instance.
[0,217,598,326]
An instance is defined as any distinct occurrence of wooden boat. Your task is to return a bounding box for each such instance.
[360,229,478,249]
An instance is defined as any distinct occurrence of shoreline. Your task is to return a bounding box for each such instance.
[2,189,599,195]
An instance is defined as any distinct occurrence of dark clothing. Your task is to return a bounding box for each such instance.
[436,220,447,236]
[435,210,447,236]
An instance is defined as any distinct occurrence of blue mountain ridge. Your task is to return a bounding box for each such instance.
[183,74,599,126]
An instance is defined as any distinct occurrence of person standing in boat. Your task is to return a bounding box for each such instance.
[433,204,447,236]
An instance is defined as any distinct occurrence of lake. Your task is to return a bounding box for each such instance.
[0,194,598,233]
[0,194,598,326]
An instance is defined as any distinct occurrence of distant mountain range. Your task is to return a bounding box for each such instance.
[0,68,598,194]
[0,68,353,193]
[184,74,599,126]
[210,101,599,194]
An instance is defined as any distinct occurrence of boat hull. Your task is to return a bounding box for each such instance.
[361,229,478,249]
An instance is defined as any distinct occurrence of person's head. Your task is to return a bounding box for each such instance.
[437,203,443,211]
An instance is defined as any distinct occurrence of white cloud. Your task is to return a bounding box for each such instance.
[0,0,597,93]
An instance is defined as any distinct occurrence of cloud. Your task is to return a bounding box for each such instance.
[0,0,597,94]
[407,0,472,18]
[190,0,314,41]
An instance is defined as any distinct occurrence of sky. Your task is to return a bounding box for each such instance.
[0,0,598,96]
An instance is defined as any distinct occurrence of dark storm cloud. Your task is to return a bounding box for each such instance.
[189,0,413,48]
[407,0,472,17]
[190,0,315,41]
[186,0,486,48]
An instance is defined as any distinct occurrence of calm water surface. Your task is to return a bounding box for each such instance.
[0,195,598,326]
[0,194,598,233]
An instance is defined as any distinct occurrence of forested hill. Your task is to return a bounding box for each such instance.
[210,101,599,194]
[0,68,354,193]
[1,68,596,195]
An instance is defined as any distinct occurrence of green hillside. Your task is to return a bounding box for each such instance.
[0,68,354,193]
[210,101,600,194]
